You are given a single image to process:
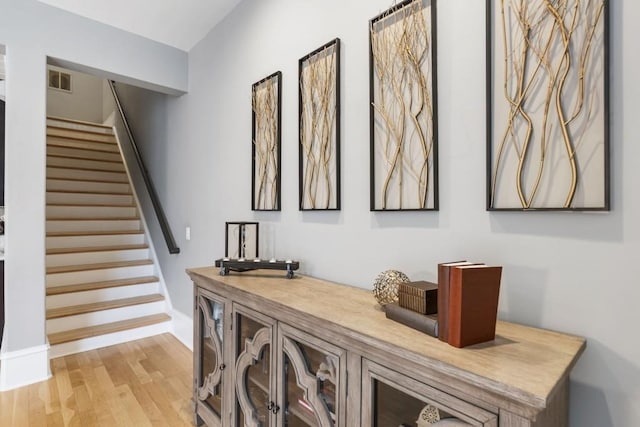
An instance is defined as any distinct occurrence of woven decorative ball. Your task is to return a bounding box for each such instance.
[372,270,410,306]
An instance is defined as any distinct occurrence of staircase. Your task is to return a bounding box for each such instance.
[45,116,172,358]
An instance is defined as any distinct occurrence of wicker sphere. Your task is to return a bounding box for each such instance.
[372,270,410,305]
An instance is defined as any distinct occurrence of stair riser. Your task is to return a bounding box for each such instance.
[46,234,146,248]
[47,205,137,218]
[46,282,160,309]
[46,248,150,267]
[47,156,125,172]
[47,119,114,135]
[47,167,128,182]
[46,300,167,333]
[47,128,116,143]
[47,146,122,162]
[46,192,134,206]
[48,137,120,153]
[46,219,141,233]
[48,321,172,359]
[47,264,154,286]
[47,179,131,194]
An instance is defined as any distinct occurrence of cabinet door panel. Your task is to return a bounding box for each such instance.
[235,309,276,427]
[195,290,226,424]
[278,324,346,427]
[362,360,497,427]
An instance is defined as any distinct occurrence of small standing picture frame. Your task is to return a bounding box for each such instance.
[225,222,259,260]
[252,72,282,211]
[299,38,341,211]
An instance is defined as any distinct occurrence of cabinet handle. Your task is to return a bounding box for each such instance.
[219,363,226,371]
[271,404,280,414]
[267,401,274,411]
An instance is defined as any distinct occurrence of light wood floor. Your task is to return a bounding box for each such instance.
[0,334,195,426]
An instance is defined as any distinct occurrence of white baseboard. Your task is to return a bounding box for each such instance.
[171,309,193,351]
[0,344,51,391]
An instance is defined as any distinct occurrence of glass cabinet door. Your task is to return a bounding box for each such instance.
[278,324,345,427]
[235,309,275,427]
[362,360,496,427]
[195,291,226,425]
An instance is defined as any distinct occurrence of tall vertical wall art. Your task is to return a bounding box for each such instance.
[487,0,609,210]
[252,71,282,211]
[369,0,438,211]
[299,38,341,211]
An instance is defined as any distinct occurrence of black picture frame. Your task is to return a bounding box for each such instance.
[298,38,341,211]
[486,0,610,211]
[369,0,439,212]
[252,71,282,211]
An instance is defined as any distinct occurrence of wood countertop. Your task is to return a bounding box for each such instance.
[187,267,586,413]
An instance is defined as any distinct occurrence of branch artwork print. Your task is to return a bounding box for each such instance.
[370,0,437,211]
[299,39,340,210]
[490,0,607,209]
[252,72,281,211]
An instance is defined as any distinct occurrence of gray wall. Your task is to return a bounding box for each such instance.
[47,66,104,123]
[126,0,640,426]
[0,0,187,362]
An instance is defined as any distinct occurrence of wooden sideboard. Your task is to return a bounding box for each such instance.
[187,267,585,427]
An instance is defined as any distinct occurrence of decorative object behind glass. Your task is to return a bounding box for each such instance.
[487,0,609,210]
[369,0,438,211]
[299,38,341,211]
[252,71,282,211]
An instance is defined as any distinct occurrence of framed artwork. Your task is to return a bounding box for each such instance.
[252,71,282,211]
[369,0,439,211]
[299,38,341,211]
[486,0,609,211]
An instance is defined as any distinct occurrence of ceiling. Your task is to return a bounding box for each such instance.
[36,0,243,51]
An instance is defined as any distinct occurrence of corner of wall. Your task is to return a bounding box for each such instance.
[0,343,51,391]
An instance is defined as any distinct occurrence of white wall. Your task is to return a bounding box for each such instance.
[47,66,104,123]
[0,0,187,388]
[124,0,640,426]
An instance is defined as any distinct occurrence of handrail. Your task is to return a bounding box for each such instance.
[108,80,180,254]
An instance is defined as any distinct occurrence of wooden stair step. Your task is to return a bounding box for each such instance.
[46,275,159,296]
[47,203,136,208]
[47,259,153,274]
[46,217,139,222]
[47,229,144,237]
[47,116,113,130]
[48,313,171,345]
[46,189,132,196]
[47,139,121,154]
[46,164,126,173]
[46,294,165,319]
[47,153,123,164]
[46,176,129,184]
[47,244,149,255]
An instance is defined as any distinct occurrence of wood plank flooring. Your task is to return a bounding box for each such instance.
[0,334,194,426]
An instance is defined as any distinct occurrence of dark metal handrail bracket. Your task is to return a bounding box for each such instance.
[108,80,180,254]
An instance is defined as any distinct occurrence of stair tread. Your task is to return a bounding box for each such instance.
[48,313,171,345]
[47,218,139,223]
[47,128,117,141]
[47,153,123,164]
[47,203,136,208]
[47,294,165,319]
[47,189,133,196]
[46,165,127,173]
[47,140,121,154]
[47,244,149,255]
[47,116,114,130]
[47,229,144,237]
[47,176,129,184]
[47,275,160,296]
[47,259,153,274]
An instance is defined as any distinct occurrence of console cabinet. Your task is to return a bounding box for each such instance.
[188,268,585,427]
